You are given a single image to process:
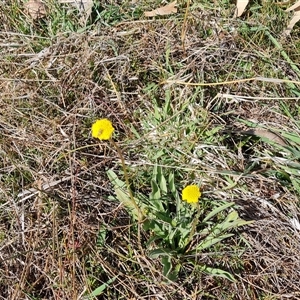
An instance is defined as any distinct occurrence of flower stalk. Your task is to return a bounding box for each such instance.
[92,119,143,250]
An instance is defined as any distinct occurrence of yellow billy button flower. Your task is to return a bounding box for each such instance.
[91,119,114,140]
[182,185,201,204]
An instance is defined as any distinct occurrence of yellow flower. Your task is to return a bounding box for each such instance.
[182,185,201,204]
[91,119,114,140]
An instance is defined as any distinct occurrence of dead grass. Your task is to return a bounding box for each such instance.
[1,0,300,299]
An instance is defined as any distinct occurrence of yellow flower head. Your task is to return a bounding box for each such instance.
[91,119,114,140]
[182,185,201,204]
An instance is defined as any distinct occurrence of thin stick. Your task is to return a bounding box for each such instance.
[181,0,191,54]
[162,77,300,87]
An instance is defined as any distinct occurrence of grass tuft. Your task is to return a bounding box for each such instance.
[1,0,300,299]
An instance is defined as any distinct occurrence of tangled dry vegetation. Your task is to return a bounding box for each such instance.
[1,1,300,299]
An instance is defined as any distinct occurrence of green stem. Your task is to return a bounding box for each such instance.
[264,30,300,94]
[265,30,300,78]
[186,203,201,250]
[110,139,144,250]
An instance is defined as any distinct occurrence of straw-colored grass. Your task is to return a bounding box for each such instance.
[1,1,300,299]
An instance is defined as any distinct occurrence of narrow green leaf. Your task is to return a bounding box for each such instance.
[97,225,107,247]
[168,172,176,194]
[153,150,165,160]
[114,188,139,220]
[150,179,161,200]
[149,180,165,212]
[144,219,167,238]
[212,212,253,233]
[163,90,171,115]
[195,233,234,251]
[158,172,168,195]
[107,170,140,220]
[199,265,236,282]
[162,256,172,277]
[153,164,158,178]
[291,177,300,195]
[154,211,173,224]
[168,172,180,206]
[148,248,172,258]
[83,276,117,299]
[225,210,239,222]
[107,169,126,189]
[202,202,235,223]
[281,131,300,145]
[130,125,140,139]
[160,254,179,281]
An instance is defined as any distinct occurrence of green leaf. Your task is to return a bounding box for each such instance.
[97,225,107,248]
[153,164,158,178]
[204,125,223,137]
[163,90,172,116]
[281,131,300,145]
[148,248,172,258]
[144,219,167,238]
[168,172,176,194]
[107,170,140,220]
[281,162,300,179]
[195,233,234,251]
[115,186,139,220]
[82,276,118,299]
[161,256,179,281]
[202,202,235,223]
[154,211,173,224]
[107,169,126,189]
[130,125,140,139]
[150,166,166,211]
[162,256,172,277]
[178,228,191,248]
[168,172,180,205]
[159,172,168,195]
[150,180,165,211]
[199,265,236,282]
[225,210,238,222]
[196,210,253,252]
[291,177,300,195]
[220,211,253,231]
[153,149,165,160]
[150,179,161,200]
[156,165,168,194]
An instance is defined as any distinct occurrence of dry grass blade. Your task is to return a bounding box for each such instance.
[144,1,177,17]
[234,0,249,17]
[286,0,300,12]
[284,0,300,34]
[1,1,300,299]
[240,128,288,147]
[285,9,300,34]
